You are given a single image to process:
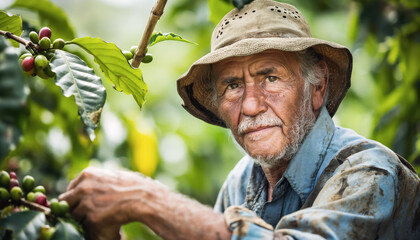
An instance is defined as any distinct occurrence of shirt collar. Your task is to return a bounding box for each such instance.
[282,106,335,203]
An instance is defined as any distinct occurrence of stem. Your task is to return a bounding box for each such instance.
[0,30,40,52]
[20,198,51,215]
[131,0,168,68]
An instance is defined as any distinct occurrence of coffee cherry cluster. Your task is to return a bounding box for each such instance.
[123,45,153,63]
[0,170,75,239]
[19,27,65,79]
[0,170,70,218]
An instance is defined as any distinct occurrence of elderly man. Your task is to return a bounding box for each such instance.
[60,0,420,239]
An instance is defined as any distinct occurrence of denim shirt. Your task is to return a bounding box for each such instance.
[214,107,420,239]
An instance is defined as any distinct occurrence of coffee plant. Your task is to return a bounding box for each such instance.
[0,0,193,239]
[0,170,82,240]
[0,12,193,143]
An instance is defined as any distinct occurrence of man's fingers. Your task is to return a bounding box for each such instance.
[59,188,81,209]
[71,198,90,223]
[66,177,81,191]
[66,167,96,191]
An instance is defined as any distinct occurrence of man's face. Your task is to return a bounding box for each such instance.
[213,50,314,167]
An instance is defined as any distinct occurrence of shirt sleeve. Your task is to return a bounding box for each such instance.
[223,147,399,240]
[224,206,275,239]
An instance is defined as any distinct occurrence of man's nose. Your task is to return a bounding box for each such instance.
[241,82,268,117]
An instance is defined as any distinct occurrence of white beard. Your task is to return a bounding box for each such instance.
[235,83,316,169]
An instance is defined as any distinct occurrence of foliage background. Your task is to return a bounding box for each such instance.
[1,0,419,239]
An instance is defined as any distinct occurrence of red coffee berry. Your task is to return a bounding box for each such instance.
[21,57,35,72]
[34,194,47,206]
[39,27,52,39]
[9,178,19,189]
[9,172,17,179]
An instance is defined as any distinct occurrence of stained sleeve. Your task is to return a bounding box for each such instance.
[276,163,396,239]
[224,206,276,239]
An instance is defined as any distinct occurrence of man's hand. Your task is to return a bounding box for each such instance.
[59,167,159,239]
[59,167,232,240]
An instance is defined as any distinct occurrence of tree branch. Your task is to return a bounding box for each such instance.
[131,0,168,68]
[0,30,40,52]
[20,198,51,215]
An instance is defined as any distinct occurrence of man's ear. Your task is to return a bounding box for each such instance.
[311,61,329,112]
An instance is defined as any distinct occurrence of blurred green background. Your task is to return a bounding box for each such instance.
[1,0,419,239]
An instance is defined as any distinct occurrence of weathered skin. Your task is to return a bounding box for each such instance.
[59,167,233,240]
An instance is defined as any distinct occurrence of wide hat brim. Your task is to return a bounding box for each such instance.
[177,37,353,128]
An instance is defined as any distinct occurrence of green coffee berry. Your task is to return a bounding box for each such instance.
[50,198,62,216]
[36,68,50,79]
[59,200,69,213]
[39,37,51,50]
[0,171,10,189]
[0,187,10,201]
[45,52,55,60]
[123,50,133,60]
[39,226,55,240]
[141,53,153,63]
[44,65,55,78]
[33,191,44,199]
[52,38,65,49]
[33,185,46,194]
[22,175,35,193]
[26,192,36,202]
[10,186,23,201]
[130,46,148,55]
[29,31,39,44]
[35,55,49,70]
[130,45,138,55]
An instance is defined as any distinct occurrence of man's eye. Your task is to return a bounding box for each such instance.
[266,76,278,82]
[227,83,239,90]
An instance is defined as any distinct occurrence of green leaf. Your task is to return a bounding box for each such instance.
[0,11,22,47]
[51,220,84,240]
[50,50,106,141]
[148,32,196,47]
[347,7,359,43]
[10,0,75,40]
[0,38,27,161]
[208,0,234,25]
[387,37,400,65]
[68,37,148,109]
[0,211,46,240]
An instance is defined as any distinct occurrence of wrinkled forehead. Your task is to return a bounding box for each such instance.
[212,50,302,80]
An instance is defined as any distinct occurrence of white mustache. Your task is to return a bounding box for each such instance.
[237,114,283,136]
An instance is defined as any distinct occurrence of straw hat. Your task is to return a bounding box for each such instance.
[177,0,352,127]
